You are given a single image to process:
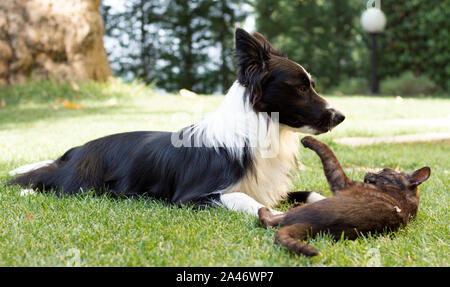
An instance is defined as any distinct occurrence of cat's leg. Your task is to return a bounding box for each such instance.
[275,223,319,257]
[301,136,353,194]
[258,207,285,227]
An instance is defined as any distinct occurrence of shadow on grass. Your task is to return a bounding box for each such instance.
[0,104,198,133]
[0,79,129,105]
[0,105,123,130]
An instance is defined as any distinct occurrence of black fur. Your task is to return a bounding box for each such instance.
[235,28,344,133]
[8,28,345,208]
[9,130,252,206]
[286,191,315,203]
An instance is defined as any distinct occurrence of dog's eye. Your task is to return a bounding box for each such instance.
[299,86,308,93]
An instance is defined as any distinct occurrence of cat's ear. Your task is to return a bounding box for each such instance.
[407,167,431,187]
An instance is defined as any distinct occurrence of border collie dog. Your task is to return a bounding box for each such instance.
[8,28,345,216]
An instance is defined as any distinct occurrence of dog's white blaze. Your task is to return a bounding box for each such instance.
[9,160,54,176]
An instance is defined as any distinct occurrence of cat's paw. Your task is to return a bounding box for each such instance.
[258,207,272,227]
[288,202,306,210]
[300,136,317,149]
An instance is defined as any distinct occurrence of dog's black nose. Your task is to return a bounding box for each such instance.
[329,108,345,125]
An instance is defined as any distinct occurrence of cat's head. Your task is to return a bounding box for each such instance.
[364,167,431,196]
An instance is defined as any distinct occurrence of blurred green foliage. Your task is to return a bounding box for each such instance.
[101,0,449,94]
[253,0,449,94]
[378,1,450,92]
[102,0,247,94]
[254,0,368,90]
[380,72,439,96]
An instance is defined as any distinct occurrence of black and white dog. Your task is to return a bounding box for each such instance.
[8,28,344,216]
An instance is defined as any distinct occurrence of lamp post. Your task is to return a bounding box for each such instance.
[361,7,386,94]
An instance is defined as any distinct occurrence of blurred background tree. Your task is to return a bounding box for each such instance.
[253,0,366,91]
[102,0,164,84]
[158,0,213,92]
[377,0,450,93]
[102,0,248,94]
[101,0,449,94]
[209,0,248,93]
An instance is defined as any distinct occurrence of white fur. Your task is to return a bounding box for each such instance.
[284,125,320,135]
[306,191,326,203]
[190,81,273,160]
[189,81,305,209]
[220,192,283,216]
[9,160,54,176]
[19,189,37,196]
[225,126,299,207]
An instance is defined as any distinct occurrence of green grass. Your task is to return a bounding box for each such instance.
[0,79,449,266]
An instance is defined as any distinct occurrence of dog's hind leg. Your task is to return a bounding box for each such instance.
[9,160,54,176]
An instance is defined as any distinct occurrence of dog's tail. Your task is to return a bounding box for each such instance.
[9,160,54,177]
[274,223,319,257]
[8,161,58,190]
[8,147,80,191]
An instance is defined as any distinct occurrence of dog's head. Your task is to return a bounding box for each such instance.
[235,28,344,134]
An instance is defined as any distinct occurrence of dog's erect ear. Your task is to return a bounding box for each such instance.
[235,28,270,106]
[252,32,283,57]
[407,167,431,188]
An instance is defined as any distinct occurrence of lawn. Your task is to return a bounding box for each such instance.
[0,80,449,266]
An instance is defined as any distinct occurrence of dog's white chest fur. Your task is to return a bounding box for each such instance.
[193,82,300,208]
[226,127,299,207]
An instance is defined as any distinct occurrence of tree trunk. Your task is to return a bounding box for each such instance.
[0,0,112,85]
[219,0,229,94]
[139,0,149,82]
[183,3,194,91]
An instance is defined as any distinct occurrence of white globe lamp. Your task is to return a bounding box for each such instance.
[361,8,387,33]
[361,8,387,94]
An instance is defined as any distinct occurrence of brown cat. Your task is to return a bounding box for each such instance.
[259,136,430,257]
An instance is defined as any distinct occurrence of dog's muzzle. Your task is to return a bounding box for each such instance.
[327,108,345,130]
